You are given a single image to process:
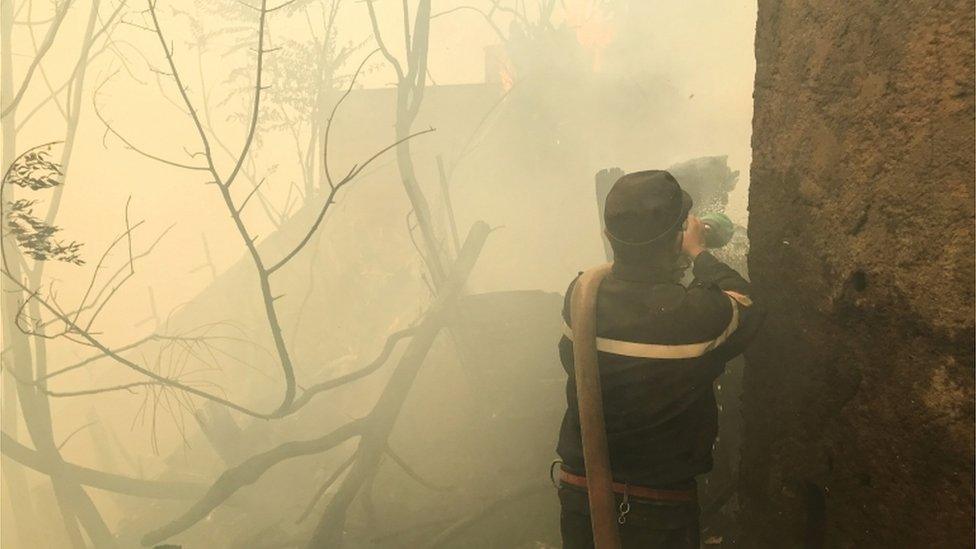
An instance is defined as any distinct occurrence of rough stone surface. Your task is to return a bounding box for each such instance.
[743,2,975,547]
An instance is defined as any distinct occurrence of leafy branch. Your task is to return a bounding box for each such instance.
[1,142,85,265]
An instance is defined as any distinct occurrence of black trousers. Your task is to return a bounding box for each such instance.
[558,486,700,549]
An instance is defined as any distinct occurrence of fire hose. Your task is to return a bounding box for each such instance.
[570,263,622,549]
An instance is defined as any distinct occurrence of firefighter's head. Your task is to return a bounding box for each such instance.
[603,170,692,265]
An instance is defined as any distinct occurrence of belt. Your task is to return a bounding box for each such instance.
[558,469,696,503]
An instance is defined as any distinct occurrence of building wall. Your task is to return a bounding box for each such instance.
[743,2,974,547]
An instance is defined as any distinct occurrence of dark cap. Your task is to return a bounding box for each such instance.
[604,170,693,246]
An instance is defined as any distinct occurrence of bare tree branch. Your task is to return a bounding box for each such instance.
[221,0,270,189]
[82,220,173,333]
[196,62,282,228]
[141,418,366,545]
[145,0,220,179]
[148,0,303,416]
[14,73,71,131]
[45,380,164,398]
[93,75,210,171]
[295,451,357,524]
[267,126,435,274]
[430,5,506,41]
[36,329,254,382]
[403,0,431,121]
[94,0,440,426]
[385,443,454,492]
[56,421,97,451]
[0,269,286,418]
[26,4,69,121]
[73,198,142,326]
[24,218,171,337]
[236,176,267,214]
[406,209,437,288]
[368,0,447,288]
[323,48,378,189]
[364,0,405,79]
[401,0,412,58]
[287,326,417,412]
[1,431,204,499]
[39,335,152,379]
[0,0,73,118]
[436,155,460,256]
[307,221,490,547]
[19,0,129,130]
[145,221,490,547]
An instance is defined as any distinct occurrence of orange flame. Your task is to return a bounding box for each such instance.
[485,44,516,92]
[567,6,616,71]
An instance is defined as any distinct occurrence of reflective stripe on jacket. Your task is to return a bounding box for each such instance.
[556,251,765,486]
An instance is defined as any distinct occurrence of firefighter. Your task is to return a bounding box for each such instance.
[555,170,765,548]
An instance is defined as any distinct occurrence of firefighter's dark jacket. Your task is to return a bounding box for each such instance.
[556,251,766,487]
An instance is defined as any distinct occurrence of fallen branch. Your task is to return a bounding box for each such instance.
[306,221,491,547]
[295,452,357,524]
[143,221,490,547]
[1,432,203,499]
[140,417,365,545]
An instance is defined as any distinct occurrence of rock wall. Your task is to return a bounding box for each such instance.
[743,2,974,547]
